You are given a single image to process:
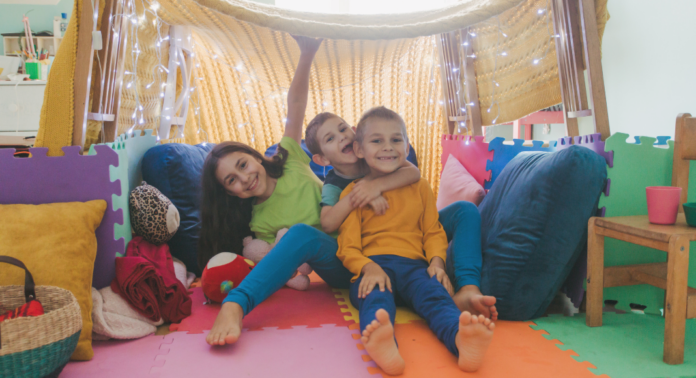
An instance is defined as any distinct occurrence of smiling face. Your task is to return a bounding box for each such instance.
[215,151,272,200]
[315,117,359,167]
[355,118,409,177]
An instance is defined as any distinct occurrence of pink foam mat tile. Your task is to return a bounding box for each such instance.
[61,334,174,377]
[441,135,493,187]
[151,326,376,378]
[171,282,353,333]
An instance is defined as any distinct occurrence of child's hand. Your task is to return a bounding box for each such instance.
[350,180,382,208]
[427,257,454,296]
[291,35,323,56]
[368,196,389,215]
[359,262,392,298]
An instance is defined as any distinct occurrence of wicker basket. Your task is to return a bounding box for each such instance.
[0,256,82,378]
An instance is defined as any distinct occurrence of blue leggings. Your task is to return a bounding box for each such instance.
[224,201,482,315]
[350,255,462,356]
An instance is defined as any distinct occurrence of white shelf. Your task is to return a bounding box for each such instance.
[2,36,61,57]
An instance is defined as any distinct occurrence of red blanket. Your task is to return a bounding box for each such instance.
[112,237,192,323]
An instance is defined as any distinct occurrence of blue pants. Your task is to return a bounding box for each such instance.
[223,201,482,316]
[350,255,462,356]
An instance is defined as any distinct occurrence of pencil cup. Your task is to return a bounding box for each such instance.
[25,62,40,80]
[646,186,682,225]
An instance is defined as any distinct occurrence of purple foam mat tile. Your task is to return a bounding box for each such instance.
[0,145,123,288]
[61,334,174,377]
[556,133,614,168]
[604,178,611,197]
[150,326,376,378]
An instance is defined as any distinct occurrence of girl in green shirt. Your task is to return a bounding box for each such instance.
[200,36,357,346]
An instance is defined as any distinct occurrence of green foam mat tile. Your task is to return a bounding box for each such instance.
[531,313,696,378]
[598,134,696,314]
[117,129,158,193]
[89,140,131,257]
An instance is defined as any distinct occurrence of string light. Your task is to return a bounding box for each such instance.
[531,0,555,66]
[112,9,441,147]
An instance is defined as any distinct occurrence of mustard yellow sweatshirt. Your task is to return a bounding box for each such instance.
[337,178,448,281]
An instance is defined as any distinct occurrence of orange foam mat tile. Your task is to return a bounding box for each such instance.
[365,321,603,378]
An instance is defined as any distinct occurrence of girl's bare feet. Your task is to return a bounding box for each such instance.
[206,302,243,346]
[453,285,498,321]
[361,309,405,376]
[455,311,495,372]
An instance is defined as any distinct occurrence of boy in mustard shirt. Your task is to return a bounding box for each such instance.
[337,107,495,375]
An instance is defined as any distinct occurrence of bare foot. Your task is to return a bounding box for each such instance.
[206,302,243,346]
[456,311,494,372]
[361,309,405,376]
[453,285,498,321]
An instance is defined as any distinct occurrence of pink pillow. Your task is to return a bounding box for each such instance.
[437,154,486,210]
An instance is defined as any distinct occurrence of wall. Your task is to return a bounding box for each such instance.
[0,0,74,54]
[486,0,696,141]
[602,0,696,139]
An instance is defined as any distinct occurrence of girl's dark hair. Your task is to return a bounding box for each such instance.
[198,141,288,270]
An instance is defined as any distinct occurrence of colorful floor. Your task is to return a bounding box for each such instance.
[62,274,695,378]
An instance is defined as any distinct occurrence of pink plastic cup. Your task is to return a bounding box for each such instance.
[646,186,682,225]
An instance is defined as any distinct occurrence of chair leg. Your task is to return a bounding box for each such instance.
[664,235,689,365]
[586,218,604,327]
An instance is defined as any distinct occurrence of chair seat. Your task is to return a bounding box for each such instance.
[595,214,696,242]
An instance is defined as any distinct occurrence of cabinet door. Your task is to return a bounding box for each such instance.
[0,84,45,132]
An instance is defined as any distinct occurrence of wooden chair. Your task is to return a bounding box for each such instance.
[586,113,696,365]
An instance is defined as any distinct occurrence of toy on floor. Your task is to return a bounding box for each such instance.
[243,228,314,291]
[129,182,180,245]
[201,252,256,303]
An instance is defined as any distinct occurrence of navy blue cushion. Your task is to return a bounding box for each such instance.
[141,143,214,276]
[478,146,607,320]
[264,140,419,181]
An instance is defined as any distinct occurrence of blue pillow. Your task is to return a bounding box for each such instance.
[264,140,419,181]
[478,146,607,320]
[141,143,214,276]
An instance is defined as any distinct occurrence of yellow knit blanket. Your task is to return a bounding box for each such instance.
[36,0,608,194]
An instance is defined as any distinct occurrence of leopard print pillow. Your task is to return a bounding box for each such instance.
[129,182,180,245]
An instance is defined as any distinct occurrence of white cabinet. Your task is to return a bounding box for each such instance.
[0,81,46,136]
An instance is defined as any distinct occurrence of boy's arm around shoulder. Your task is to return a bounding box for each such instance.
[350,161,420,208]
[419,180,448,263]
[320,195,355,233]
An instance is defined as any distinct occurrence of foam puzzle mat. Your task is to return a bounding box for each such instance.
[89,140,132,257]
[64,271,626,378]
[532,313,696,378]
[597,133,696,315]
[0,145,123,289]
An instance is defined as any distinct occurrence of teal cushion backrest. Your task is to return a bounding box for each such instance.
[141,143,215,276]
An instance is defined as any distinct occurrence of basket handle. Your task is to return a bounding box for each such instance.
[0,256,36,302]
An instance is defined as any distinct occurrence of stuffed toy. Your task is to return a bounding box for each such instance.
[201,252,256,303]
[129,182,180,245]
[243,228,314,291]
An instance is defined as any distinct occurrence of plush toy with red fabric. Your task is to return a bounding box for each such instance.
[201,253,256,303]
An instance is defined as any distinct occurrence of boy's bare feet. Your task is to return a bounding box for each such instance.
[456,311,494,372]
[453,285,498,321]
[361,309,405,376]
[206,302,243,346]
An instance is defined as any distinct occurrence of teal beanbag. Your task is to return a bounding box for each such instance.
[479,146,607,320]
